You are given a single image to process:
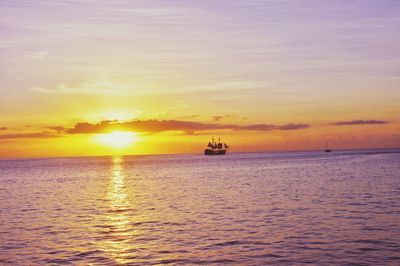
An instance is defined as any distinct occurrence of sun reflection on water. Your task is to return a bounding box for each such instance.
[100,156,135,264]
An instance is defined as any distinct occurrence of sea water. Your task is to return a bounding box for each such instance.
[1,150,400,265]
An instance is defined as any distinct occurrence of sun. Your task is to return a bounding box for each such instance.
[95,131,138,148]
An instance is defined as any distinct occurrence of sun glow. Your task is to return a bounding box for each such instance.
[95,131,138,148]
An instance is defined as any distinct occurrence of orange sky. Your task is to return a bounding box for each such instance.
[0,1,399,158]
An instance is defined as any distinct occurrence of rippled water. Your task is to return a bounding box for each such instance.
[1,150,400,265]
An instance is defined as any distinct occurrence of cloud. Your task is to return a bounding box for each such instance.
[333,120,389,126]
[239,123,310,131]
[65,119,310,134]
[213,115,224,122]
[28,50,48,60]
[45,126,68,133]
[0,131,60,140]
[175,115,198,119]
[212,115,236,122]
[0,119,310,140]
[238,124,276,130]
[30,78,133,95]
[66,120,117,134]
[277,123,310,130]
[0,127,7,130]
[66,120,228,134]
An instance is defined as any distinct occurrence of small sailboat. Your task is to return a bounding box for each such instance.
[204,137,229,155]
[325,140,332,152]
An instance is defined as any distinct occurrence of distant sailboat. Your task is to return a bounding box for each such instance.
[204,137,229,155]
[325,140,332,152]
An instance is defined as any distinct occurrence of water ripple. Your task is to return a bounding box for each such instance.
[1,150,400,264]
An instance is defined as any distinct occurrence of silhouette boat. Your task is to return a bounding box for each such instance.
[325,140,332,152]
[204,137,229,155]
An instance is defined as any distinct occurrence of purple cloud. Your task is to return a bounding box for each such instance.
[212,115,235,122]
[45,126,67,133]
[0,119,311,140]
[333,120,389,126]
[66,119,310,134]
[277,123,310,130]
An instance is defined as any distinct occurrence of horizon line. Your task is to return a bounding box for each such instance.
[1,147,399,161]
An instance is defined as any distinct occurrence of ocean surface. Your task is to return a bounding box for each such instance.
[1,150,400,265]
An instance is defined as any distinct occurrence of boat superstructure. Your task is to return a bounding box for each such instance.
[204,137,229,155]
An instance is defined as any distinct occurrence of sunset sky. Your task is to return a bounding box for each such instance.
[1,0,399,158]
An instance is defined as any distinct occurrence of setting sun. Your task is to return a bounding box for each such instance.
[95,131,138,148]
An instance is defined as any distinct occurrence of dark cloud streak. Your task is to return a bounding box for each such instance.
[212,115,236,122]
[66,119,310,134]
[0,119,311,140]
[46,126,67,133]
[0,131,61,140]
[333,120,389,126]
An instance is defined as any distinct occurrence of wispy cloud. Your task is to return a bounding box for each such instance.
[0,127,7,130]
[332,120,389,126]
[64,119,310,134]
[45,126,66,133]
[0,119,310,140]
[277,123,311,130]
[238,123,310,131]
[212,115,236,122]
[175,115,198,120]
[28,50,48,60]
[30,78,133,95]
[0,131,60,140]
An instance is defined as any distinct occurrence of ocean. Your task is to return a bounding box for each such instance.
[1,150,400,265]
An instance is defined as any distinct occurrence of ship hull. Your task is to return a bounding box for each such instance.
[204,149,226,155]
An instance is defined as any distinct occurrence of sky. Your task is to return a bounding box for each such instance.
[1,0,399,158]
